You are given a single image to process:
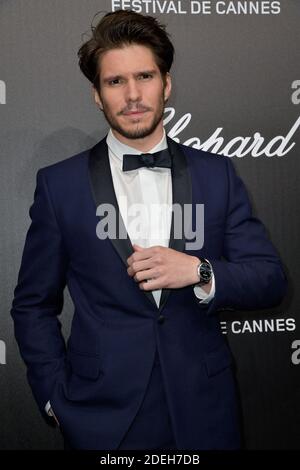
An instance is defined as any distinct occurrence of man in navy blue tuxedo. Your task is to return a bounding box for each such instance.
[11,10,287,450]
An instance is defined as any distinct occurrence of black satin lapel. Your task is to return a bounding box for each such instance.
[158,137,193,311]
[88,136,158,309]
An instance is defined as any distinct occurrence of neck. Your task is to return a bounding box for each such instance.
[111,124,164,152]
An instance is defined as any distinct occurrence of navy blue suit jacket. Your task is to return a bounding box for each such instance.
[11,135,287,449]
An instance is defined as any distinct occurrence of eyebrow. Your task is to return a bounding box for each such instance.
[102,69,158,84]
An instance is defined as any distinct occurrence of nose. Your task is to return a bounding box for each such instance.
[125,78,142,103]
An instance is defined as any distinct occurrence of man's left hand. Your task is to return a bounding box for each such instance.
[127,244,202,290]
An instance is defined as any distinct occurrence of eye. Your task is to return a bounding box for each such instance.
[108,78,122,86]
[139,73,153,80]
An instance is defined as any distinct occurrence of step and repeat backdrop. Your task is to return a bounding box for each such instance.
[0,0,299,449]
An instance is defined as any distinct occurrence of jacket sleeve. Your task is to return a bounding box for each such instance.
[11,168,69,413]
[200,156,287,316]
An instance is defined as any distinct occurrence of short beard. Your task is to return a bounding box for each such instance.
[100,92,165,140]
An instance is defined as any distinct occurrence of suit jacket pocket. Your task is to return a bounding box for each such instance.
[64,349,105,404]
[204,342,233,377]
[67,348,102,380]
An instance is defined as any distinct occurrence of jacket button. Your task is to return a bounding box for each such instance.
[157,315,165,324]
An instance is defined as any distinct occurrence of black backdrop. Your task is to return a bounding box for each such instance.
[0,0,299,449]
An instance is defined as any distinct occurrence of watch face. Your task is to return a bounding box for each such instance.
[200,262,212,283]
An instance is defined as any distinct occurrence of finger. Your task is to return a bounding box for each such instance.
[133,267,158,283]
[127,258,155,276]
[140,277,164,291]
[133,244,144,251]
[127,248,153,265]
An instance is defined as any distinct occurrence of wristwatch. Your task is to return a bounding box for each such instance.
[196,257,212,285]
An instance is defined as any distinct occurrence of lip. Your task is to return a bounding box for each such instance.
[123,111,147,116]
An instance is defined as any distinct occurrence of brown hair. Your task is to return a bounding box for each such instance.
[78,9,174,92]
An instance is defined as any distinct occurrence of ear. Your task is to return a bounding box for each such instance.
[93,86,103,110]
[164,72,172,102]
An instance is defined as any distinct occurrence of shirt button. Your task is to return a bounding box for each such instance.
[157,315,165,324]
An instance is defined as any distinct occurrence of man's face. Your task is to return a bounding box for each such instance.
[93,44,171,141]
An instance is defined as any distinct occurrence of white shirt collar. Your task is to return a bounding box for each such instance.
[106,127,168,163]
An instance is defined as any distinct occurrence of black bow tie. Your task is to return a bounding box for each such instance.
[122,148,172,172]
